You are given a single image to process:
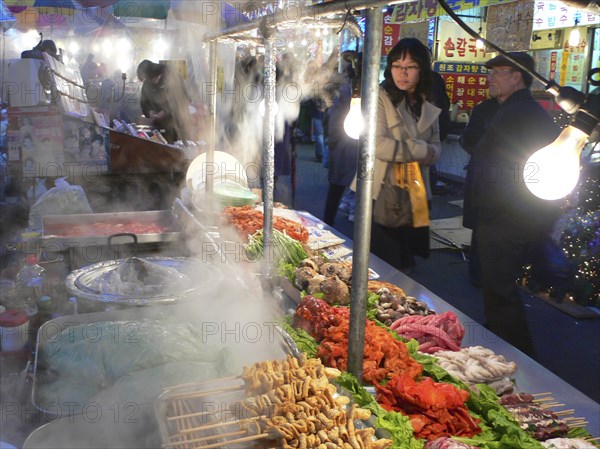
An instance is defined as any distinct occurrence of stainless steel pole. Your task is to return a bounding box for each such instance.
[347,6,383,379]
[206,40,218,195]
[262,34,277,281]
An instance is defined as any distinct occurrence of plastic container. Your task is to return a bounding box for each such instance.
[0,310,29,352]
[16,254,45,300]
[38,296,53,325]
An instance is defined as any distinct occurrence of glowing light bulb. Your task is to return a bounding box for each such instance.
[69,41,80,55]
[344,97,363,140]
[259,99,279,117]
[568,28,580,47]
[524,126,588,200]
[476,38,484,50]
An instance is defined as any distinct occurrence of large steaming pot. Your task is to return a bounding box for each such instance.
[65,256,222,311]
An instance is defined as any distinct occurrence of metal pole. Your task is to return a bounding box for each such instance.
[347,6,383,379]
[262,34,277,281]
[204,0,411,42]
[205,39,218,195]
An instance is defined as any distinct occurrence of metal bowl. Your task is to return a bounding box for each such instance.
[66,256,222,307]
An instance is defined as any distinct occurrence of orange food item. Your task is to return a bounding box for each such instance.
[376,374,481,441]
[222,206,309,243]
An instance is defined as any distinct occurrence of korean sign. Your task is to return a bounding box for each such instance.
[437,20,489,62]
[391,0,520,24]
[533,1,599,30]
[382,12,402,56]
[434,62,489,111]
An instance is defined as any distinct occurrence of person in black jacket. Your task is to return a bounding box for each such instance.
[137,60,193,143]
[473,52,561,357]
[459,97,499,286]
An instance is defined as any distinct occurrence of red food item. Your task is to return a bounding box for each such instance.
[294,296,423,385]
[222,206,309,243]
[376,374,481,441]
[389,311,465,353]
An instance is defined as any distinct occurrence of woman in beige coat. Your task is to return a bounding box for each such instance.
[371,38,441,272]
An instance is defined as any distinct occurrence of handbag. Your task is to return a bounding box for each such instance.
[373,143,413,228]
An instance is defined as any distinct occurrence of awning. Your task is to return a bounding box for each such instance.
[1,0,17,30]
[113,0,170,20]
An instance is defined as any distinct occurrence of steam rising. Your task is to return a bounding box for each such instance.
[4,3,354,448]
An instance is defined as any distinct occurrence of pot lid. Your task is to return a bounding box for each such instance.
[66,257,222,305]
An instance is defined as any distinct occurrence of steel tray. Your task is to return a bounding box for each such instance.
[40,210,181,249]
[31,307,299,421]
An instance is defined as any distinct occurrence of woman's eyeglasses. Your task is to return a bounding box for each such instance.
[391,64,420,73]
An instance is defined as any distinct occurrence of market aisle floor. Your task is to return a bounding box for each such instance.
[289,141,600,404]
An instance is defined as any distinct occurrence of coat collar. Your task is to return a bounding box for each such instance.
[381,90,441,138]
[403,100,441,137]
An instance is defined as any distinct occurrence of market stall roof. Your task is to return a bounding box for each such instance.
[1,0,17,30]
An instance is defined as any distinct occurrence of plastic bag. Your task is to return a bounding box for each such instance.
[28,177,92,231]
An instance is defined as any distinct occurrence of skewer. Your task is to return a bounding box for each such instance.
[533,396,554,402]
[164,376,242,391]
[540,402,566,408]
[167,409,230,421]
[163,430,268,449]
[531,392,552,396]
[192,433,270,449]
[567,422,589,428]
[554,409,575,415]
[179,415,267,435]
[584,436,600,442]
[180,419,244,434]
[166,384,246,400]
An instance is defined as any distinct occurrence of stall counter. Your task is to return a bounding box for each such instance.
[293,210,600,438]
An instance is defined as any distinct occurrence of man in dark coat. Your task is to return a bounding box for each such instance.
[459,97,499,286]
[473,52,561,357]
[137,60,192,143]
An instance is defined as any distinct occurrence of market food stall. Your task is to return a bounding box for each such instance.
[1,0,599,448]
[9,202,599,448]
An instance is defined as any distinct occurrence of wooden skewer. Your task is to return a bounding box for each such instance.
[166,385,245,400]
[164,429,268,449]
[533,396,554,402]
[569,423,589,427]
[584,436,600,442]
[540,402,566,409]
[180,419,243,434]
[191,433,270,449]
[531,392,552,396]
[163,429,248,448]
[180,415,266,435]
[164,376,242,391]
[562,416,586,421]
[554,409,576,415]
[566,419,588,425]
[167,408,230,421]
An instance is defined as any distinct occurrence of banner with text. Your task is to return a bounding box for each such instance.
[391,0,519,24]
[434,62,489,111]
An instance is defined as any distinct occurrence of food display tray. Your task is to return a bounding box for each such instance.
[40,210,181,248]
[31,307,300,420]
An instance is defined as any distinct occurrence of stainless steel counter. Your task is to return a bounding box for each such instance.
[296,210,600,438]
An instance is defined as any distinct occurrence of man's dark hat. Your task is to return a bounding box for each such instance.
[485,51,535,72]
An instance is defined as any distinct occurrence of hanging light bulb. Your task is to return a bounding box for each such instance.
[344,97,363,140]
[568,27,580,47]
[524,94,599,200]
[475,27,485,50]
[568,18,580,47]
[344,78,363,140]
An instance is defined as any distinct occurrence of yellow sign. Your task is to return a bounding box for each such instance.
[391,0,520,23]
